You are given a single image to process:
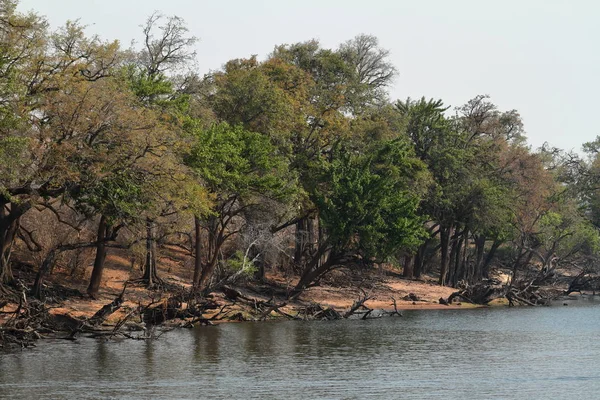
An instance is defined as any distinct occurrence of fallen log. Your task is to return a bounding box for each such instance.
[343,290,373,319]
[88,283,128,326]
[301,303,341,320]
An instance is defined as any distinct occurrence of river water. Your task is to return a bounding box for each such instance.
[1,297,599,399]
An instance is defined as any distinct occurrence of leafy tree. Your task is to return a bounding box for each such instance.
[185,123,296,293]
[0,8,123,292]
[294,139,426,293]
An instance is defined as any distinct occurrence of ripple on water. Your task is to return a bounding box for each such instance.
[1,302,600,399]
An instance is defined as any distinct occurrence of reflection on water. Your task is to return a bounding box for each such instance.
[1,297,600,399]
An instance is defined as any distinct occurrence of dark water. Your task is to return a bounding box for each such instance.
[1,297,599,399]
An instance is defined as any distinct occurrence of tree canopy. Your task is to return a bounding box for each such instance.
[1,1,599,305]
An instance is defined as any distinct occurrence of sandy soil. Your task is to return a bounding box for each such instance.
[1,247,477,327]
[296,273,469,311]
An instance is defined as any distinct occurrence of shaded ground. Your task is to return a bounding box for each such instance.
[1,245,470,333]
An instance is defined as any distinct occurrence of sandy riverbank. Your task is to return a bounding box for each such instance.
[1,247,495,337]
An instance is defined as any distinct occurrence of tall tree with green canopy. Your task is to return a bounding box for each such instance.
[271,38,398,267]
[118,11,209,288]
[395,97,464,283]
[293,138,427,294]
[396,95,532,286]
[185,122,296,294]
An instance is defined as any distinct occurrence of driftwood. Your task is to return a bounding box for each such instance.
[343,289,373,319]
[564,271,600,295]
[0,293,54,349]
[506,290,536,306]
[88,284,128,326]
[402,293,420,302]
[444,280,505,305]
[389,297,403,316]
[442,276,558,307]
[300,303,342,320]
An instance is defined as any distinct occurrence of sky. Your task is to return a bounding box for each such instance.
[17,0,600,152]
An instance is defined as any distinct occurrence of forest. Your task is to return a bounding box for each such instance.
[2,0,600,346]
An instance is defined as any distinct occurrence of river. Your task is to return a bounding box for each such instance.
[1,297,599,399]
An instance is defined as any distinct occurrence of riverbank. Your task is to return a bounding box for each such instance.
[0,263,470,328]
[0,247,568,348]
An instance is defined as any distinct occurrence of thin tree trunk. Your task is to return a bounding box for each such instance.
[251,244,265,281]
[87,215,109,298]
[308,215,320,266]
[33,249,59,299]
[193,216,203,287]
[461,230,470,283]
[142,218,160,287]
[438,226,451,286]
[481,239,502,279]
[294,217,308,266]
[0,217,20,287]
[413,239,430,278]
[450,234,464,287]
[0,201,29,290]
[197,216,222,293]
[473,234,486,281]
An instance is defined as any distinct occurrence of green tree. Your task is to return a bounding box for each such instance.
[294,139,426,293]
[186,123,296,293]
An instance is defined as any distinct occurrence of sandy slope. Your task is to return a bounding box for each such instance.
[2,248,473,326]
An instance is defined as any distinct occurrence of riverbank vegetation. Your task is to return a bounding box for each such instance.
[2,1,600,347]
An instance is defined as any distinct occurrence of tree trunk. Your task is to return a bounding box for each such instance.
[293,244,331,295]
[33,249,59,299]
[142,218,160,287]
[251,244,265,281]
[197,216,222,294]
[413,239,430,278]
[308,215,320,265]
[197,256,217,294]
[0,201,29,291]
[294,217,308,266]
[192,216,203,287]
[413,251,422,278]
[450,234,464,287]
[438,226,451,286]
[87,215,109,298]
[462,231,471,283]
[0,217,20,287]
[402,254,414,278]
[481,239,502,279]
[473,234,486,281]
[511,249,534,285]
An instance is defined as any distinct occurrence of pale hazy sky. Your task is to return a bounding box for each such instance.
[17,0,600,152]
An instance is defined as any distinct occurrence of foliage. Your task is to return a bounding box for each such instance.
[0,1,598,297]
[311,139,427,262]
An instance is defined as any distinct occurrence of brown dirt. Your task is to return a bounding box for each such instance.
[295,272,467,311]
[0,248,475,326]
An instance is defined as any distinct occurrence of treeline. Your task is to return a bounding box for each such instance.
[1,1,600,301]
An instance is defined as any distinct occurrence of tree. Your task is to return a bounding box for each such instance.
[0,8,123,292]
[185,123,295,293]
[293,139,427,293]
[339,34,397,111]
[121,12,208,289]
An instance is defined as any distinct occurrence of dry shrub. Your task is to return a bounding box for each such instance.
[17,202,95,281]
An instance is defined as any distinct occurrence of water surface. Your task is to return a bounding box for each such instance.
[1,297,599,399]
